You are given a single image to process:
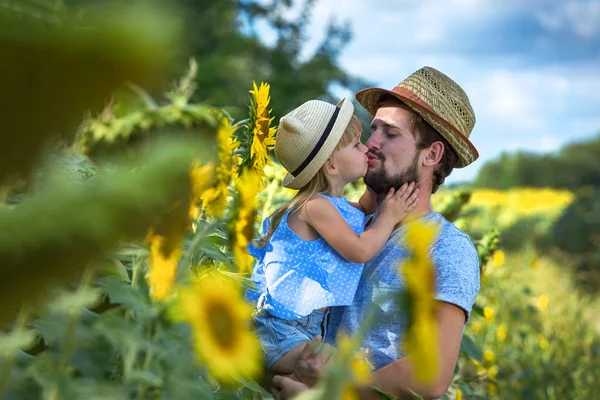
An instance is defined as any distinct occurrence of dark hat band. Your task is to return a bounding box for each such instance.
[291,106,341,177]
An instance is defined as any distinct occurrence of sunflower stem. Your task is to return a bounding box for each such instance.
[123,345,138,384]
[51,267,95,399]
[321,302,379,400]
[131,254,143,289]
[124,256,144,384]
[261,175,279,221]
[135,321,160,398]
[0,306,31,397]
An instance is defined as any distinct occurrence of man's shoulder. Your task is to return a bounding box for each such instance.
[428,213,476,252]
[425,213,480,284]
[375,212,478,264]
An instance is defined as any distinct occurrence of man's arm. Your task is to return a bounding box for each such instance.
[273,235,479,399]
[358,301,466,400]
[272,302,466,400]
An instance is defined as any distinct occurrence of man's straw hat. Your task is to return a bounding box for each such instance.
[356,66,478,168]
[275,98,354,189]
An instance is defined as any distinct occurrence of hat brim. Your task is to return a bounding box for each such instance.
[282,98,355,189]
[356,87,479,168]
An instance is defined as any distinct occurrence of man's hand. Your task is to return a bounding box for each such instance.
[271,335,336,399]
[293,335,335,387]
[271,375,309,400]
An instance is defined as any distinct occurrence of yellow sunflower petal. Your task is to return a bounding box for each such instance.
[201,117,237,217]
[404,314,438,383]
[147,235,181,301]
[400,221,440,384]
[248,81,276,176]
[175,271,261,384]
[232,169,262,273]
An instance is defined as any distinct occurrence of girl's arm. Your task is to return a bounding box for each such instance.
[305,183,418,264]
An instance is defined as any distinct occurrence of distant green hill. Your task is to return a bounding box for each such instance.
[473,134,600,190]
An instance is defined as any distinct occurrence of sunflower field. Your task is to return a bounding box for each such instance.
[2,3,599,400]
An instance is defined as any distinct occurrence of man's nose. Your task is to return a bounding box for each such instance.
[365,131,381,150]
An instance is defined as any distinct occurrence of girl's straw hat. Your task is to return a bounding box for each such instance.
[275,98,354,189]
[356,66,479,168]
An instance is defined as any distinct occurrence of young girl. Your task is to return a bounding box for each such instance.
[247,98,418,376]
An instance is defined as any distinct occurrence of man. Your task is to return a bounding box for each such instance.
[272,66,481,399]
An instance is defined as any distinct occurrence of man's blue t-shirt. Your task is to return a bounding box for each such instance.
[324,212,480,370]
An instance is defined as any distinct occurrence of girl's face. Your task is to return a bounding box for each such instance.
[330,135,369,184]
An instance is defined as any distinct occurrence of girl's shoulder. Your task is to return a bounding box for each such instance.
[304,193,345,219]
[305,193,340,209]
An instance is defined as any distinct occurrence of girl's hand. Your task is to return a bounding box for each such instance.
[380,182,419,223]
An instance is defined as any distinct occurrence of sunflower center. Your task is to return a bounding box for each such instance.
[257,109,270,141]
[209,302,236,349]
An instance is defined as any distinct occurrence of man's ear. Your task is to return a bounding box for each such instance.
[423,141,445,167]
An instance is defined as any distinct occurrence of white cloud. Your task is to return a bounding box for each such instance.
[539,136,562,151]
[473,71,546,131]
[536,0,600,39]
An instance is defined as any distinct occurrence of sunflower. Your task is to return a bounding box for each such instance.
[173,271,261,384]
[201,117,237,217]
[189,159,215,220]
[231,169,262,274]
[329,333,373,400]
[336,334,372,385]
[403,312,438,383]
[249,81,276,174]
[400,221,440,383]
[147,234,182,301]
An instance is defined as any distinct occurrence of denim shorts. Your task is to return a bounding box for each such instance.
[253,308,331,369]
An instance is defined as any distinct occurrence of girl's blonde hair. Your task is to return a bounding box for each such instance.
[257,115,362,247]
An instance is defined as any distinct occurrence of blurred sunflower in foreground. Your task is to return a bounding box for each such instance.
[337,334,372,400]
[173,270,262,384]
[401,221,440,383]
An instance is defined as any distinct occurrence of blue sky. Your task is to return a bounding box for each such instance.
[253,0,600,183]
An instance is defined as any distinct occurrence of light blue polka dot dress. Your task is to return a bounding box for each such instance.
[247,194,365,320]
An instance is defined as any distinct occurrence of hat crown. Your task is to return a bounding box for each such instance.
[275,100,339,173]
[398,66,476,138]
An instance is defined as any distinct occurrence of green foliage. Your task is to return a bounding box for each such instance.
[0,93,244,400]
[552,187,600,293]
[474,134,600,190]
[553,186,600,254]
[0,139,205,324]
[232,86,261,176]
[78,60,222,162]
[142,0,369,120]
[437,190,472,222]
[461,254,600,399]
[1,273,215,400]
[0,0,182,184]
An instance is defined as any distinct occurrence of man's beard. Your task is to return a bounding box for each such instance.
[364,151,420,203]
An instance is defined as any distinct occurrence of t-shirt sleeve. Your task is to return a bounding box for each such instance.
[431,234,480,322]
